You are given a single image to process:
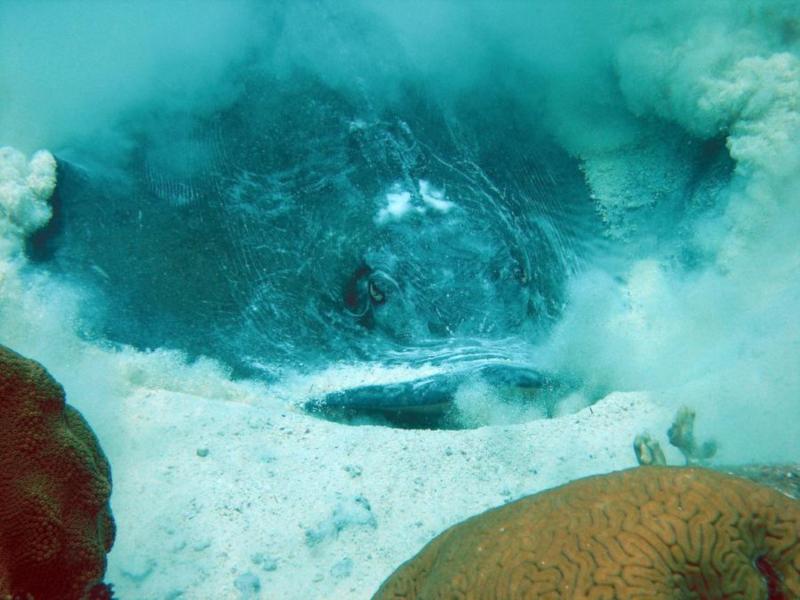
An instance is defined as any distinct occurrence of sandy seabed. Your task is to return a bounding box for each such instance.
[93,389,674,599]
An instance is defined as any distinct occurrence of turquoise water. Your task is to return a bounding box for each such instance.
[1,1,799,597]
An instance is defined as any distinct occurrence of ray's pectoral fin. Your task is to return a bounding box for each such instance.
[304,364,564,428]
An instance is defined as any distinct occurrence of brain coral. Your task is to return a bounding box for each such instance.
[374,466,800,600]
[0,345,115,600]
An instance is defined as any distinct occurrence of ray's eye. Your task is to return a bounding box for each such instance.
[368,280,386,305]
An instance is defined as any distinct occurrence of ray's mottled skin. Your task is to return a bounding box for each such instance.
[38,70,594,391]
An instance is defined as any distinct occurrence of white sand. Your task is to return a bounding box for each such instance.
[88,389,675,599]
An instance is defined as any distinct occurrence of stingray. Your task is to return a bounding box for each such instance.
[29,69,601,422]
[303,363,572,428]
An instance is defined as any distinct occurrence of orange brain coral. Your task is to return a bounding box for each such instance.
[374,467,800,599]
[0,345,115,600]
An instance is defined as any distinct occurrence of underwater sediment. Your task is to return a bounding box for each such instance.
[1,1,799,597]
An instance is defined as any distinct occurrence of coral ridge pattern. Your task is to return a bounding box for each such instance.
[374,466,800,599]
